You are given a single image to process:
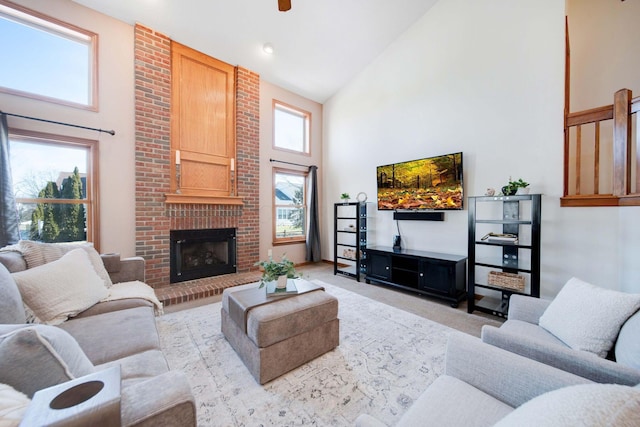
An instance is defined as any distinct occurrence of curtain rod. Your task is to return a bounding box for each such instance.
[1,111,116,136]
[269,158,314,169]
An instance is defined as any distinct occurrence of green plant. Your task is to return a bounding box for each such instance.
[340,192,350,200]
[501,178,529,196]
[255,254,298,287]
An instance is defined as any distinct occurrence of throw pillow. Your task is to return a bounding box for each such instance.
[12,249,109,325]
[0,264,26,324]
[0,383,31,427]
[18,240,113,288]
[0,325,94,398]
[493,383,640,427]
[615,309,640,370]
[539,277,640,358]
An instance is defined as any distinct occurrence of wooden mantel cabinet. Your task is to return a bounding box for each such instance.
[169,41,238,203]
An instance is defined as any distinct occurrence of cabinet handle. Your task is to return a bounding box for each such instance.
[385,266,389,270]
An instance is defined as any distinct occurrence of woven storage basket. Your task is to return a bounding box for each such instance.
[488,271,525,292]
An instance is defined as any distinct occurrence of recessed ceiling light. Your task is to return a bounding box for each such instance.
[263,43,274,55]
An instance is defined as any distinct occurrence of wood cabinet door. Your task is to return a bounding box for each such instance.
[171,41,235,197]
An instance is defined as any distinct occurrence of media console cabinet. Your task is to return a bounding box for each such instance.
[364,246,467,307]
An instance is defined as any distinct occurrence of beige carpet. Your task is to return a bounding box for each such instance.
[157,280,453,426]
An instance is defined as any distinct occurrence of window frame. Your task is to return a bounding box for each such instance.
[272,100,311,155]
[272,167,308,245]
[9,128,101,250]
[0,0,99,111]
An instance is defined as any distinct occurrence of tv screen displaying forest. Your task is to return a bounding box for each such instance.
[377,152,463,210]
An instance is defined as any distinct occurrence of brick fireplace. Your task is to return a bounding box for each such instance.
[134,24,260,288]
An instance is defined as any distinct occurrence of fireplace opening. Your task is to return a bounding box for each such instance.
[170,228,237,283]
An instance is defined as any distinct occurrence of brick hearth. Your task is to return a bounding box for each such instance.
[134,24,260,289]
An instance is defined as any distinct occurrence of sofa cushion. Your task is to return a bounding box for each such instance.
[0,264,26,324]
[18,240,113,288]
[615,310,640,370]
[539,277,640,358]
[494,383,640,427]
[12,248,109,325]
[0,325,95,398]
[58,306,160,365]
[0,383,31,427]
[397,375,513,427]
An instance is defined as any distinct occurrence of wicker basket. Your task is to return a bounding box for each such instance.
[488,271,525,292]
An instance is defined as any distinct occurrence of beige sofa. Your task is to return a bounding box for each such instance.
[0,243,196,426]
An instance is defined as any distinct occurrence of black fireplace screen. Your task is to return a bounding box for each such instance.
[170,228,237,283]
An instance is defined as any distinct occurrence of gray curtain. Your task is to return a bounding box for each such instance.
[0,113,20,247]
[306,165,321,262]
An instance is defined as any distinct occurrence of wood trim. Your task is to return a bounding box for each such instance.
[613,89,631,196]
[594,122,600,194]
[272,100,312,156]
[566,105,613,127]
[575,125,581,195]
[560,194,619,207]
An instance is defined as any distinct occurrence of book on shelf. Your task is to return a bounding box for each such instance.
[266,279,298,297]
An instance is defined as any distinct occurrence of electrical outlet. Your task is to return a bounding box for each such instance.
[267,249,272,257]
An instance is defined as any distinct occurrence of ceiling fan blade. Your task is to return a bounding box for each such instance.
[278,0,291,12]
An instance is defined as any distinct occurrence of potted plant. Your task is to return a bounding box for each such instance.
[501,178,529,196]
[340,192,350,203]
[255,254,298,289]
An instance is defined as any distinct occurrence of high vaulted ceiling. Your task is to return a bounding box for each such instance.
[71,0,439,103]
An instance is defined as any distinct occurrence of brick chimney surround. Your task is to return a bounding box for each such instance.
[134,24,260,289]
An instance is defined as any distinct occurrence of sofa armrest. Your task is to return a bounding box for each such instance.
[481,325,640,386]
[120,371,195,427]
[507,294,550,323]
[445,332,592,408]
[105,256,145,284]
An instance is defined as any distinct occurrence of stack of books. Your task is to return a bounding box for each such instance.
[481,232,518,244]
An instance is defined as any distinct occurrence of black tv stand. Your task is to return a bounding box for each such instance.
[364,246,467,307]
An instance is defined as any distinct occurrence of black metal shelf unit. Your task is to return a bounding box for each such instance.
[467,194,541,318]
[334,202,370,281]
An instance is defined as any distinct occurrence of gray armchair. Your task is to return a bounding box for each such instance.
[481,294,640,386]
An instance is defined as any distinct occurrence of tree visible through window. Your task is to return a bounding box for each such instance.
[9,130,98,246]
[273,170,307,243]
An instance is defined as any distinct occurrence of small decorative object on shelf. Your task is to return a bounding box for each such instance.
[485,188,496,196]
[356,191,368,202]
[501,177,529,196]
[340,193,350,203]
[255,254,298,289]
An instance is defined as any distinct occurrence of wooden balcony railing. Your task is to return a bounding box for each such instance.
[562,88,640,207]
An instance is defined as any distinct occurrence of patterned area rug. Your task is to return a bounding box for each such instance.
[156,281,453,426]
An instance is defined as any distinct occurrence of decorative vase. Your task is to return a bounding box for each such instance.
[276,275,288,289]
[516,187,530,195]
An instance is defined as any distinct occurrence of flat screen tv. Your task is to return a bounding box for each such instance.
[377,151,463,210]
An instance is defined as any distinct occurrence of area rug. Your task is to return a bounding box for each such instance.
[156,281,454,426]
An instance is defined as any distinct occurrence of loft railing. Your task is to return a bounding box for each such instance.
[562,89,639,207]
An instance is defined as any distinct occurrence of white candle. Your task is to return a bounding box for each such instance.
[230,158,235,171]
[175,150,180,165]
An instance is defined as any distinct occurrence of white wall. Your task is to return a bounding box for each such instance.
[259,81,323,265]
[2,0,136,256]
[323,0,639,297]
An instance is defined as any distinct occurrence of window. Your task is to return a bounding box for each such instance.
[9,129,100,248]
[273,101,310,154]
[273,169,307,244]
[0,1,97,110]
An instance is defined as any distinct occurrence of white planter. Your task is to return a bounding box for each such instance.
[276,275,288,289]
[516,187,530,195]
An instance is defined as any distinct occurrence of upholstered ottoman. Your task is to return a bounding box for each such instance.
[221,280,339,384]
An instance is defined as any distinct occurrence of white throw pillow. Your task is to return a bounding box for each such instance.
[0,383,31,427]
[494,383,640,427]
[18,240,113,288]
[12,249,109,325]
[539,277,640,358]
